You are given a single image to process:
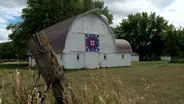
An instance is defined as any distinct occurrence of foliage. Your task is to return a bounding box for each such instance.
[170,57,184,63]
[0,42,27,59]
[114,12,168,60]
[0,42,16,59]
[6,0,113,51]
[0,42,28,60]
[163,25,184,57]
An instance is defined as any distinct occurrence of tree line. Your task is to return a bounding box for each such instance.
[113,12,184,60]
[0,42,27,59]
[1,0,183,60]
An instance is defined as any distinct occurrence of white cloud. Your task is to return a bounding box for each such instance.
[0,17,8,24]
[105,0,161,27]
[0,0,26,42]
[160,0,184,27]
[0,24,11,41]
[0,0,26,8]
[104,0,182,27]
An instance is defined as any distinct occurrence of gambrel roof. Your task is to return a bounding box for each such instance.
[42,9,106,53]
[41,8,132,54]
[43,16,78,53]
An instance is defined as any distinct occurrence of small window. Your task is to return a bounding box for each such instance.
[122,54,124,59]
[104,54,107,60]
[61,54,63,60]
[77,54,80,60]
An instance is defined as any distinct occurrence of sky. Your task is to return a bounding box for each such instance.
[0,0,183,42]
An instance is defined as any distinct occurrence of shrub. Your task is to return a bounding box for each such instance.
[170,57,184,63]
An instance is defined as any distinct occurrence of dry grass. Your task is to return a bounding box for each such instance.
[0,61,184,104]
[66,71,145,104]
[0,69,143,104]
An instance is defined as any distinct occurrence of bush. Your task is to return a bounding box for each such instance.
[170,57,184,63]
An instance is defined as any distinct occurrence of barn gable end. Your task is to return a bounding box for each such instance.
[64,11,116,53]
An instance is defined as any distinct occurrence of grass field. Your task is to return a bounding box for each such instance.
[1,61,184,104]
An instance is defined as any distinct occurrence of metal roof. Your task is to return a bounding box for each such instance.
[115,39,132,53]
[42,9,101,54]
[43,16,78,54]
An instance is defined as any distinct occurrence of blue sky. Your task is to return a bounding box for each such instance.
[0,0,26,43]
[1,0,184,43]
[0,15,23,43]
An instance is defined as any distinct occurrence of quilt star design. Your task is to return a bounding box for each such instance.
[85,34,99,52]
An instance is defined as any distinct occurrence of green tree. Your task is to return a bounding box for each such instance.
[0,42,16,59]
[7,0,113,51]
[114,12,168,60]
[163,25,184,57]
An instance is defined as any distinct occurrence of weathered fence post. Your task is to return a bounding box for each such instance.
[28,31,68,104]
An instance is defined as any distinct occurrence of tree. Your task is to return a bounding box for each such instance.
[0,42,16,59]
[0,42,27,59]
[163,25,184,57]
[114,12,168,60]
[7,0,113,51]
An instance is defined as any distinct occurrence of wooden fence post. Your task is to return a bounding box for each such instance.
[28,31,68,104]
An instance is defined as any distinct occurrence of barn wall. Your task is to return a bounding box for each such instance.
[100,53,131,67]
[64,53,85,69]
[131,56,139,62]
[56,54,64,66]
[63,53,131,69]
[63,13,116,53]
[84,52,100,69]
[29,57,36,67]
[161,56,171,61]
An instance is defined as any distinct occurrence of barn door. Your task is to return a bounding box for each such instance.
[85,53,100,69]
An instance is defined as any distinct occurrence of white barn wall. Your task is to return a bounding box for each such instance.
[64,53,85,69]
[131,56,139,62]
[84,53,100,69]
[64,13,116,53]
[56,54,64,66]
[29,57,36,67]
[161,56,171,61]
[62,13,119,69]
[29,54,64,67]
[100,53,131,67]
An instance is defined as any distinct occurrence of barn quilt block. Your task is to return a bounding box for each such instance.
[85,34,99,52]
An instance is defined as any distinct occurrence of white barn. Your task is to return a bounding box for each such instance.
[29,9,132,69]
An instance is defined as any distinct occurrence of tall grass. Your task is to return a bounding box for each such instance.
[0,70,145,104]
[65,71,145,104]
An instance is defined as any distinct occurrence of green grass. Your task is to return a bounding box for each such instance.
[1,61,184,104]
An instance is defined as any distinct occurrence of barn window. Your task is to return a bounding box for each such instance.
[77,54,80,60]
[122,54,124,59]
[61,54,63,60]
[104,54,107,60]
